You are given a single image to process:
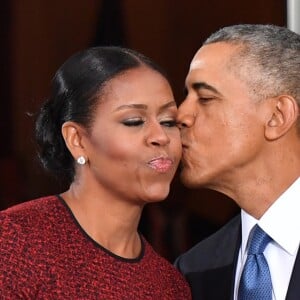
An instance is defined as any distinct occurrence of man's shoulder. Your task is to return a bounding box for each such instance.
[175,214,241,274]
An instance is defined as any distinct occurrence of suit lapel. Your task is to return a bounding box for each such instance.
[286,246,300,300]
[188,215,300,300]
[187,264,236,299]
[187,215,242,300]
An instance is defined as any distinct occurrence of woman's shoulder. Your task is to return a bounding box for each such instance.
[0,195,71,260]
[0,195,63,297]
[0,195,64,238]
[1,195,60,220]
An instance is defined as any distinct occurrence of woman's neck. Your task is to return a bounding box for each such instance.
[60,183,143,259]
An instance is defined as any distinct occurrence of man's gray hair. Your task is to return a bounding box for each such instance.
[204,24,300,106]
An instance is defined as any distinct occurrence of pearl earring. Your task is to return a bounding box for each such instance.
[77,156,86,165]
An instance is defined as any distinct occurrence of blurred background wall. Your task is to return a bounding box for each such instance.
[0,0,286,261]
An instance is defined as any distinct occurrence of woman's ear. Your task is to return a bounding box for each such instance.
[61,121,87,160]
[265,95,299,140]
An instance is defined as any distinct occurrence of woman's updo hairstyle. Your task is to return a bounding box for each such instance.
[35,46,167,183]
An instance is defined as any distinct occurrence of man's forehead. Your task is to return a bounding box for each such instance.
[189,59,204,71]
[188,48,204,71]
[189,42,239,72]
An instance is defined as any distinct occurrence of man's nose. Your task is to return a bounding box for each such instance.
[177,99,196,129]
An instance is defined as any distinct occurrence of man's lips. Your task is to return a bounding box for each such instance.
[181,143,189,149]
[148,157,173,173]
[180,139,189,148]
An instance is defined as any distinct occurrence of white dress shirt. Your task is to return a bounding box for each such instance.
[234,177,300,300]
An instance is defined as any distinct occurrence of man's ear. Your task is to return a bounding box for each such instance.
[265,95,299,140]
[61,121,87,160]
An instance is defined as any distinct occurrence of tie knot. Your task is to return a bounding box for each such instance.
[248,225,271,255]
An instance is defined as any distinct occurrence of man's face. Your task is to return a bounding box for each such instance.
[177,42,268,192]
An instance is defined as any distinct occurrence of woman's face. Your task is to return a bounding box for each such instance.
[81,66,182,204]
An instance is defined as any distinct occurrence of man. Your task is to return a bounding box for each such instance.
[175,24,300,300]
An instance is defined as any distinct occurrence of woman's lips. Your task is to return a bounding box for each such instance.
[148,157,173,173]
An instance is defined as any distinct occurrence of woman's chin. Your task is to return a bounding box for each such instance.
[142,186,170,204]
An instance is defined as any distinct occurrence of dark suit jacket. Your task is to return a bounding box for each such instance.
[175,214,300,300]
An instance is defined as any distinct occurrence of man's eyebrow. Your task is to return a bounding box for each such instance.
[192,82,222,95]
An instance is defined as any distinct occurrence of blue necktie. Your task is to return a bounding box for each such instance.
[238,225,272,300]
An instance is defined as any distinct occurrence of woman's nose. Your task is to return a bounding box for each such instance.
[146,122,170,146]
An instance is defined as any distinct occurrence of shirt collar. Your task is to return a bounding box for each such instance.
[241,177,300,256]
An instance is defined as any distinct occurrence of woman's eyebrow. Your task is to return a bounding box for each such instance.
[115,101,176,112]
[160,101,177,110]
[114,104,147,111]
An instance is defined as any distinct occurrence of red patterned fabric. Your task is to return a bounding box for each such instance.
[0,196,191,299]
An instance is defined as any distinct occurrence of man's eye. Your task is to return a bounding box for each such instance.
[160,119,177,127]
[198,97,215,104]
[122,119,144,126]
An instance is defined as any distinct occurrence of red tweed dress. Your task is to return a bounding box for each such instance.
[0,195,191,299]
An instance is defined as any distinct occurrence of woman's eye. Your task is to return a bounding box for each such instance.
[122,119,144,126]
[160,119,177,127]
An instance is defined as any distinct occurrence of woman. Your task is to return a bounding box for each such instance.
[0,47,191,299]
